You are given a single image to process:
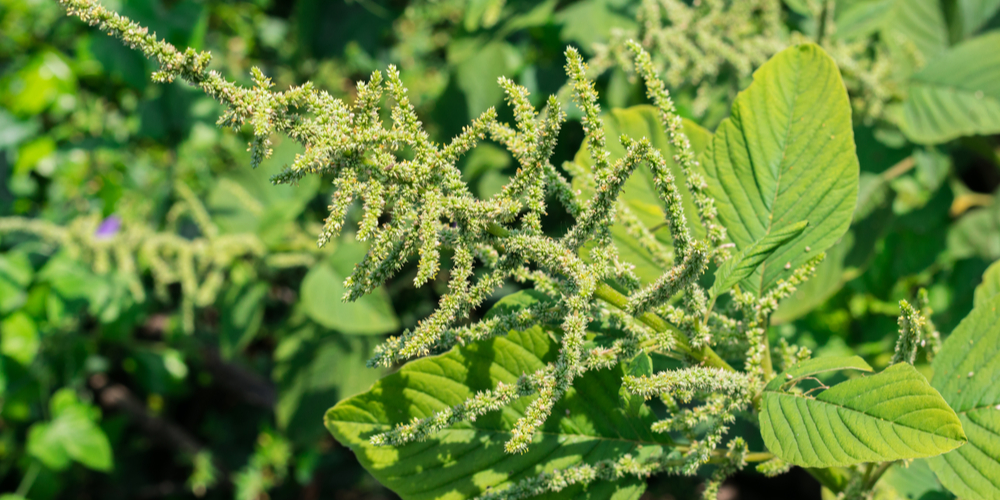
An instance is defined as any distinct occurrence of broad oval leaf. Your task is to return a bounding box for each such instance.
[760,362,966,468]
[571,105,712,283]
[928,294,1000,500]
[301,239,400,335]
[701,43,859,296]
[325,292,669,500]
[899,33,1000,145]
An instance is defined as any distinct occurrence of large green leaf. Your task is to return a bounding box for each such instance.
[300,238,399,335]
[928,294,1000,500]
[974,260,1000,307]
[760,362,966,467]
[898,33,1000,144]
[571,105,712,284]
[325,293,667,500]
[701,43,859,296]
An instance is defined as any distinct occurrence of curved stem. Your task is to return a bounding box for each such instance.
[486,223,734,372]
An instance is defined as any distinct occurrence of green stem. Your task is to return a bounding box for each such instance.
[16,462,40,498]
[863,461,895,491]
[805,466,850,493]
[485,223,733,371]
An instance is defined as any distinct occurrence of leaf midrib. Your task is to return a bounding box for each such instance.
[765,390,959,439]
[752,53,801,294]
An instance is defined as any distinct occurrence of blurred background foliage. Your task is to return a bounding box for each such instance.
[0,0,998,499]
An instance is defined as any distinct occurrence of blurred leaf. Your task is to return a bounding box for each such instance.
[898,32,1000,144]
[450,39,522,119]
[1,51,77,116]
[325,321,658,499]
[954,0,1000,38]
[0,110,40,151]
[947,196,1000,261]
[836,0,948,65]
[28,392,113,472]
[0,251,32,314]
[881,459,950,500]
[275,328,382,445]
[974,259,1000,307]
[572,105,712,284]
[14,136,56,176]
[208,138,319,245]
[555,0,636,53]
[928,294,1000,500]
[0,312,39,366]
[300,239,399,335]
[701,44,858,295]
[219,282,268,357]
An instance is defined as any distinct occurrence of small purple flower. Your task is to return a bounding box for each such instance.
[94,215,122,240]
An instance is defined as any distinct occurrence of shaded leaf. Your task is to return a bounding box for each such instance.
[325,324,666,500]
[301,239,399,335]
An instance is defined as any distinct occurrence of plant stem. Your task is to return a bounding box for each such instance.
[594,283,734,371]
[881,155,916,181]
[805,466,850,493]
[484,223,734,371]
[16,462,40,498]
[863,461,895,490]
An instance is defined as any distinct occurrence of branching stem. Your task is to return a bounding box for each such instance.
[486,223,733,371]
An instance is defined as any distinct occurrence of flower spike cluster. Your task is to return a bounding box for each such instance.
[59,0,836,494]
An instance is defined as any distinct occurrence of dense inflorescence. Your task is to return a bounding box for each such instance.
[57,0,883,497]
[593,0,905,124]
[0,183,321,333]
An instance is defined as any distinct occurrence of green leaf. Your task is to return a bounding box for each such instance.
[450,40,521,119]
[763,355,873,392]
[955,0,1000,38]
[0,312,39,366]
[300,239,399,335]
[709,220,809,298]
[899,33,1000,144]
[760,362,966,467]
[927,294,1000,500]
[554,0,637,54]
[27,422,72,470]
[28,398,113,472]
[836,0,948,68]
[275,326,384,446]
[974,260,1000,307]
[947,195,1000,261]
[325,324,666,499]
[571,105,713,284]
[701,43,859,296]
